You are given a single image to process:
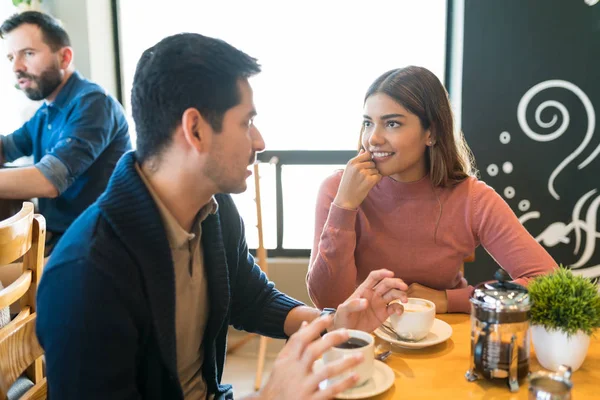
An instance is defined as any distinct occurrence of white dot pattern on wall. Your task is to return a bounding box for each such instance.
[503,162,514,174]
[500,131,511,144]
[487,164,499,176]
[519,200,531,212]
[504,186,516,199]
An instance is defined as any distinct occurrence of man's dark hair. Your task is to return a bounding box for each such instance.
[0,11,70,51]
[131,33,261,163]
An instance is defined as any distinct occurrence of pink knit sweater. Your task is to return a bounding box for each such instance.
[307,171,557,313]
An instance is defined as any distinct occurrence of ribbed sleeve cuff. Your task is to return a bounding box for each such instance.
[326,203,358,231]
[260,294,304,339]
[446,286,475,314]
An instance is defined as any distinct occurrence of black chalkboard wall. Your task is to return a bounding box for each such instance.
[460,0,600,284]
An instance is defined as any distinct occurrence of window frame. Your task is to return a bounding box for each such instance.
[254,150,356,257]
[111,0,457,257]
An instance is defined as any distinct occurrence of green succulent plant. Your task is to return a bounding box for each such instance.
[529,266,600,337]
[12,0,42,6]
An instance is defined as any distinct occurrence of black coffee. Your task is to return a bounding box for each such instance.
[479,343,529,381]
[335,338,369,349]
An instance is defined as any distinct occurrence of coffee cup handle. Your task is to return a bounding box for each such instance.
[474,322,490,374]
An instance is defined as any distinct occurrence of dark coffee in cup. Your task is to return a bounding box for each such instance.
[323,329,374,387]
[335,337,369,349]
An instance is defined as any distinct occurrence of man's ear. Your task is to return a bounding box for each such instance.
[58,47,73,70]
[181,107,211,152]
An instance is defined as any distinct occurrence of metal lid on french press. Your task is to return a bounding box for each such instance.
[470,269,531,312]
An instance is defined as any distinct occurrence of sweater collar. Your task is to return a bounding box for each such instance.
[97,151,231,387]
[373,174,437,199]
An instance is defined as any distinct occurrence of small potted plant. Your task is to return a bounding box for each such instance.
[528,266,600,371]
[12,0,43,11]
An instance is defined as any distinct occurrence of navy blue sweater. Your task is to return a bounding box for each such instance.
[36,151,303,399]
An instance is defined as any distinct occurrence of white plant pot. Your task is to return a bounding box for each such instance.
[531,325,591,372]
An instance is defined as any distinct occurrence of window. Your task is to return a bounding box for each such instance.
[0,3,41,152]
[117,0,448,255]
[281,164,345,249]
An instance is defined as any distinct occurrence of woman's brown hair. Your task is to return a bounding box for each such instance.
[362,66,476,187]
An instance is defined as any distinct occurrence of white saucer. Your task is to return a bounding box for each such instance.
[313,359,394,399]
[374,318,453,349]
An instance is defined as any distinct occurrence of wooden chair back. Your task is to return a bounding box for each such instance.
[0,202,46,399]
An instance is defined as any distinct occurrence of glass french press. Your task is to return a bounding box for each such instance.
[465,269,531,392]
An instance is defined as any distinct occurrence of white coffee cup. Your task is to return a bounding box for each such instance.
[389,297,435,341]
[322,329,374,387]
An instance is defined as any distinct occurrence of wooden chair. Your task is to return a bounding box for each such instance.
[225,163,271,391]
[252,163,269,391]
[0,202,47,400]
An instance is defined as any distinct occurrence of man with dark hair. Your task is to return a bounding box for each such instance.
[36,32,408,399]
[0,11,131,253]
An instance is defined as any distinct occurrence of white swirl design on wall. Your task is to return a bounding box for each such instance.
[519,190,600,272]
[517,80,597,200]
[486,164,498,177]
[518,200,530,212]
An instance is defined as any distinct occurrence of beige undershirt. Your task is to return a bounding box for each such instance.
[136,163,217,400]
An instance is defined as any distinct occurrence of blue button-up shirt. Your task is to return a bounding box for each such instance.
[0,71,131,233]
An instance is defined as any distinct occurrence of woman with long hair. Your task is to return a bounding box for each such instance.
[307,66,556,313]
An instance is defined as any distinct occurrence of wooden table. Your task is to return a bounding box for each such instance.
[370,314,599,399]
